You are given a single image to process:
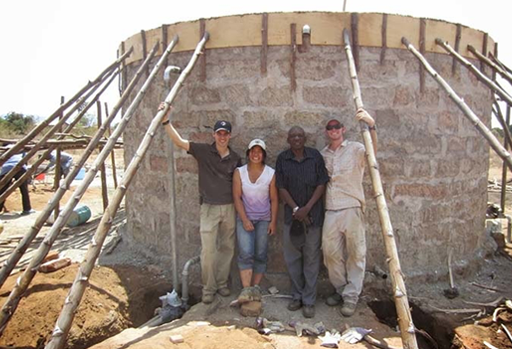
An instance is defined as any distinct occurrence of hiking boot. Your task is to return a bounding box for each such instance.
[326,292,343,306]
[340,302,357,317]
[287,299,302,311]
[202,294,215,304]
[237,287,253,304]
[302,305,315,318]
[218,287,231,297]
[252,285,262,301]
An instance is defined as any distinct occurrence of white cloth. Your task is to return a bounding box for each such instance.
[238,164,274,221]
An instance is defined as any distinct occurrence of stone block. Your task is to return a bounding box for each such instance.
[303,86,346,108]
[149,154,168,173]
[220,84,255,107]
[189,85,221,105]
[436,159,461,177]
[296,58,338,81]
[283,111,325,127]
[258,87,292,107]
[393,183,448,200]
[176,157,198,174]
[240,301,262,317]
[393,86,415,107]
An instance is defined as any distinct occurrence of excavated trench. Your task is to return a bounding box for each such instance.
[368,299,458,349]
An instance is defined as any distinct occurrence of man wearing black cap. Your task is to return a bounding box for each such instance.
[321,108,377,317]
[159,103,241,304]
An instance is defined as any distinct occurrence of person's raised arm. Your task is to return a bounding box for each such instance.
[159,102,190,152]
[356,108,378,155]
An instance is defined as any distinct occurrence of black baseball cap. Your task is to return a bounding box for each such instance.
[214,120,232,133]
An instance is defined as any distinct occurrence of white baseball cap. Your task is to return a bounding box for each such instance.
[248,139,266,151]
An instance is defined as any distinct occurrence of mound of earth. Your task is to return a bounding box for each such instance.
[0,263,171,349]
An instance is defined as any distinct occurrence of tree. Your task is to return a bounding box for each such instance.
[1,112,36,135]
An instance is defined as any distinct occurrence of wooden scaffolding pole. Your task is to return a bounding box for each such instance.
[468,45,512,86]
[0,68,118,194]
[0,43,161,293]
[0,68,119,204]
[97,100,109,211]
[45,33,206,349]
[0,48,132,167]
[402,37,512,171]
[435,39,512,107]
[343,29,419,349]
[500,105,511,213]
[104,102,119,189]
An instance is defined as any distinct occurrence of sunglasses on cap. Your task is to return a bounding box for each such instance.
[326,124,342,131]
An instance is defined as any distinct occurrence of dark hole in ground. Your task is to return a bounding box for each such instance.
[368,299,455,349]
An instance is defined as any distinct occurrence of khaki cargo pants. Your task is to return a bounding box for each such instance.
[200,203,236,297]
[322,207,366,304]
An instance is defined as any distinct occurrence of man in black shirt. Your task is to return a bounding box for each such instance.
[275,126,329,318]
[160,103,241,304]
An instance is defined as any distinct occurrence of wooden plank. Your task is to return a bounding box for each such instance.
[206,14,261,48]
[388,15,420,49]
[452,24,462,75]
[425,19,457,54]
[380,13,388,65]
[290,23,297,92]
[359,13,383,47]
[261,13,268,75]
[351,13,359,72]
[200,19,206,82]
[420,19,426,93]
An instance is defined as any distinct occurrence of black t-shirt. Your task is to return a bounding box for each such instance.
[188,142,242,205]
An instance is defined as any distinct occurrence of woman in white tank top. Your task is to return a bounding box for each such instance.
[232,139,278,304]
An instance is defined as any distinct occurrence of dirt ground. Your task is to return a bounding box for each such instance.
[0,150,511,349]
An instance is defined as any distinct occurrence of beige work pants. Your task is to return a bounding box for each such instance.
[322,207,366,304]
[200,203,236,296]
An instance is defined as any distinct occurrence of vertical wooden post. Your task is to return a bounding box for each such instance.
[481,32,488,74]
[419,19,427,93]
[290,23,297,92]
[141,30,149,77]
[452,24,462,76]
[162,24,169,68]
[96,101,109,211]
[344,29,419,349]
[200,19,206,82]
[53,96,65,221]
[104,102,118,189]
[380,14,388,65]
[501,105,511,213]
[351,13,359,72]
[121,42,127,93]
[261,13,268,75]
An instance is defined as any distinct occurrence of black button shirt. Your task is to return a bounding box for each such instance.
[188,142,242,205]
[275,147,329,227]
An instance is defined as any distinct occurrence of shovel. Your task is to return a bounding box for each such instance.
[340,327,401,349]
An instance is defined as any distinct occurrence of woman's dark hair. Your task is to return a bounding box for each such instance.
[246,145,267,164]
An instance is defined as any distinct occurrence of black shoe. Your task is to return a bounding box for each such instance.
[326,293,343,306]
[287,299,302,311]
[302,305,315,318]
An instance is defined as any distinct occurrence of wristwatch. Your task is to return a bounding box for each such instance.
[293,206,299,214]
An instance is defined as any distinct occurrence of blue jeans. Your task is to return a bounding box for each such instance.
[236,219,269,274]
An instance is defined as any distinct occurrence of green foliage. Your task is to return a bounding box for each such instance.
[1,112,36,135]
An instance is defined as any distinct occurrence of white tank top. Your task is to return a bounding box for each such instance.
[239,164,275,221]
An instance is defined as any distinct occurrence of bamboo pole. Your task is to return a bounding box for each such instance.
[105,102,119,189]
[492,101,512,154]
[0,39,175,334]
[45,33,205,349]
[0,43,160,292]
[6,139,123,150]
[402,37,512,171]
[501,105,511,213]
[343,29,418,349]
[468,45,512,86]
[0,48,132,166]
[0,68,119,204]
[435,39,512,107]
[490,53,512,76]
[0,68,118,193]
[97,101,109,211]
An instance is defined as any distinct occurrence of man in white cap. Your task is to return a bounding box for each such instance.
[321,108,377,317]
[159,103,241,304]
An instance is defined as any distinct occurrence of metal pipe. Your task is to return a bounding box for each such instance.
[181,256,200,306]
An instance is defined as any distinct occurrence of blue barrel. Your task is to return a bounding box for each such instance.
[67,205,91,227]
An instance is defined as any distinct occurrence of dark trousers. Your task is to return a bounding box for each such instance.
[0,168,31,212]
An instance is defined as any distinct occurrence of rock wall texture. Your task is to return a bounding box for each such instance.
[122,43,492,285]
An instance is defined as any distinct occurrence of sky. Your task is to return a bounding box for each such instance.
[0,0,509,121]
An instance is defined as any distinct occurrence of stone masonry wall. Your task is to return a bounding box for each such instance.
[122,44,492,285]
